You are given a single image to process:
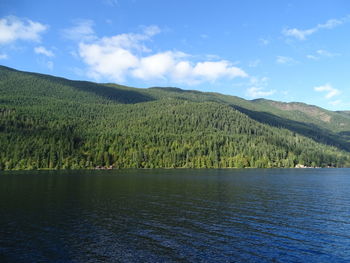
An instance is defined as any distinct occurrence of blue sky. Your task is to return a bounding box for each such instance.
[1,0,349,110]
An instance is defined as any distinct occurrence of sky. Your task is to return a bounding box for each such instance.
[1,0,350,110]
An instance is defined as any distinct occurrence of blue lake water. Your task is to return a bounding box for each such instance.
[0,169,350,262]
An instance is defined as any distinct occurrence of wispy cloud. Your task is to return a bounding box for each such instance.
[282,16,349,40]
[307,49,339,60]
[316,49,339,57]
[276,56,297,65]
[34,46,54,57]
[328,99,350,109]
[314,83,340,99]
[0,53,7,59]
[37,57,54,70]
[259,38,270,46]
[76,25,248,84]
[329,99,342,106]
[306,54,318,60]
[103,0,118,6]
[46,61,53,70]
[246,77,275,98]
[62,19,96,41]
[0,16,47,44]
[248,59,261,68]
[247,87,275,98]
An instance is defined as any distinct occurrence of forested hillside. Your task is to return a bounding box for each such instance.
[1,65,350,169]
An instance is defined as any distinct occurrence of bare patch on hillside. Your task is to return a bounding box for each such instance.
[269,101,331,123]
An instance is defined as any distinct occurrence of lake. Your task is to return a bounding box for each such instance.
[0,169,350,262]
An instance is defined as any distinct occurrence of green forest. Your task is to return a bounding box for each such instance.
[1,65,350,170]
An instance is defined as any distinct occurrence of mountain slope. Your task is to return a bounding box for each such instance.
[1,65,349,169]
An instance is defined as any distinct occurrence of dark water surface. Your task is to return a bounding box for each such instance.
[1,169,350,263]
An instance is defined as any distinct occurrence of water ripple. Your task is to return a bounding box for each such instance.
[1,169,350,262]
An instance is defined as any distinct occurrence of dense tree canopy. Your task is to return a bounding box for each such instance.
[1,66,350,170]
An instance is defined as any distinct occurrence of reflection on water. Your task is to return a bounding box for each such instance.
[1,169,350,262]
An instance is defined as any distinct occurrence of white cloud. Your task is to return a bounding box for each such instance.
[77,26,248,84]
[77,26,161,81]
[0,53,8,59]
[276,56,297,65]
[247,87,275,98]
[314,83,340,99]
[192,61,247,81]
[62,20,96,41]
[132,51,178,81]
[318,18,344,29]
[246,77,275,98]
[0,16,47,44]
[282,28,315,41]
[79,41,139,81]
[34,46,54,57]
[283,16,349,40]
